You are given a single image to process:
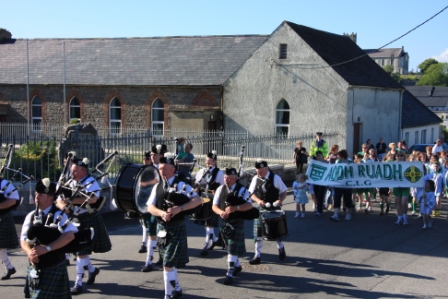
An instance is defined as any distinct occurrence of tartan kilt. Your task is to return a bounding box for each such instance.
[0,212,19,249]
[76,211,112,255]
[253,204,264,240]
[25,261,71,299]
[222,218,246,257]
[158,221,189,268]
[140,214,157,236]
[194,212,220,228]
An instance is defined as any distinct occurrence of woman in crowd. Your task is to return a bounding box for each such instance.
[393,152,411,225]
[292,140,308,174]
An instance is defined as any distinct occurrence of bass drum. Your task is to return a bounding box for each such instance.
[115,163,161,216]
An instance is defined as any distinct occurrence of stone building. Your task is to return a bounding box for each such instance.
[0,21,437,153]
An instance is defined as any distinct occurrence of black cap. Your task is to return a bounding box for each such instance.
[151,144,168,154]
[159,152,176,168]
[35,178,57,195]
[225,168,238,175]
[207,150,218,160]
[316,132,323,136]
[144,151,151,159]
[71,157,89,169]
[255,158,268,169]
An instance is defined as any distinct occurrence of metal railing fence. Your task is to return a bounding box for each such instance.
[0,127,343,182]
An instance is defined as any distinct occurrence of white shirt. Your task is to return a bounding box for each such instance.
[248,171,288,194]
[67,175,101,214]
[20,205,78,241]
[194,166,224,186]
[432,144,444,154]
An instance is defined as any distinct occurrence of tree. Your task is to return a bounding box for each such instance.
[418,58,438,74]
[416,63,448,86]
[382,65,394,74]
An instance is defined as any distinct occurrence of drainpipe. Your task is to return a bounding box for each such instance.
[398,89,403,140]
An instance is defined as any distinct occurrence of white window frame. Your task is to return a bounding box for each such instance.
[275,99,290,136]
[151,98,164,137]
[31,96,42,132]
[69,97,81,122]
[109,98,121,135]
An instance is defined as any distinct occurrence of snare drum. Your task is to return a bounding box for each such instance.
[115,163,161,217]
[260,210,288,241]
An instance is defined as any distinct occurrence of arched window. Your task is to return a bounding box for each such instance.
[275,99,290,135]
[31,96,42,131]
[69,97,81,122]
[109,98,121,135]
[152,98,164,136]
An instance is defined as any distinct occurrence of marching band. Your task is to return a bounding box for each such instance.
[0,143,293,298]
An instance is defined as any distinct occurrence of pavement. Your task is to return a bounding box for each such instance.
[2,193,448,299]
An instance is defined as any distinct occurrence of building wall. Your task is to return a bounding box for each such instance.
[223,23,401,154]
[224,24,349,139]
[348,87,401,152]
[402,125,440,147]
[0,84,222,132]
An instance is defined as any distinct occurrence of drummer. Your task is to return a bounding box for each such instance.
[56,156,112,295]
[248,159,287,265]
[138,144,167,273]
[212,168,253,285]
[194,150,225,256]
[147,152,202,299]
[0,174,21,280]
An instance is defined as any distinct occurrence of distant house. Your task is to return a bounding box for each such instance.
[364,47,410,74]
[405,86,448,129]
[401,89,442,146]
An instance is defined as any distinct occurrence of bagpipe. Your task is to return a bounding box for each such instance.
[160,176,198,220]
[219,184,259,220]
[0,144,34,215]
[57,151,118,219]
[26,203,93,254]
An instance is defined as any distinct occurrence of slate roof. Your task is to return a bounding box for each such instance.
[0,36,269,86]
[401,90,442,128]
[364,48,407,58]
[285,22,403,89]
[405,86,448,107]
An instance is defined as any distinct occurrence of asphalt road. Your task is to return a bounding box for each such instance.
[2,194,448,299]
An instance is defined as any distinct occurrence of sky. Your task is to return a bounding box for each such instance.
[1,1,447,72]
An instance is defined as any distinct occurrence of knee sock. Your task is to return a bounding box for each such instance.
[235,258,241,267]
[163,270,174,298]
[276,241,284,250]
[142,226,149,244]
[227,255,237,277]
[83,256,96,273]
[75,257,87,286]
[380,202,384,213]
[173,268,181,291]
[146,240,158,265]
[0,249,13,270]
[254,237,263,258]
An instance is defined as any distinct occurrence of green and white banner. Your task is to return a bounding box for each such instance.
[305,160,425,188]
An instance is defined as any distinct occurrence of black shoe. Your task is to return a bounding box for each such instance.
[200,248,209,256]
[141,264,153,272]
[171,289,183,298]
[278,247,286,260]
[233,266,242,276]
[208,240,220,250]
[1,267,16,280]
[86,267,100,285]
[70,285,83,295]
[223,275,233,285]
[138,243,147,253]
[249,257,261,265]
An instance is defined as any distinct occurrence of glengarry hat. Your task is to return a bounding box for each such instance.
[255,158,268,169]
[207,150,218,160]
[35,178,57,195]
